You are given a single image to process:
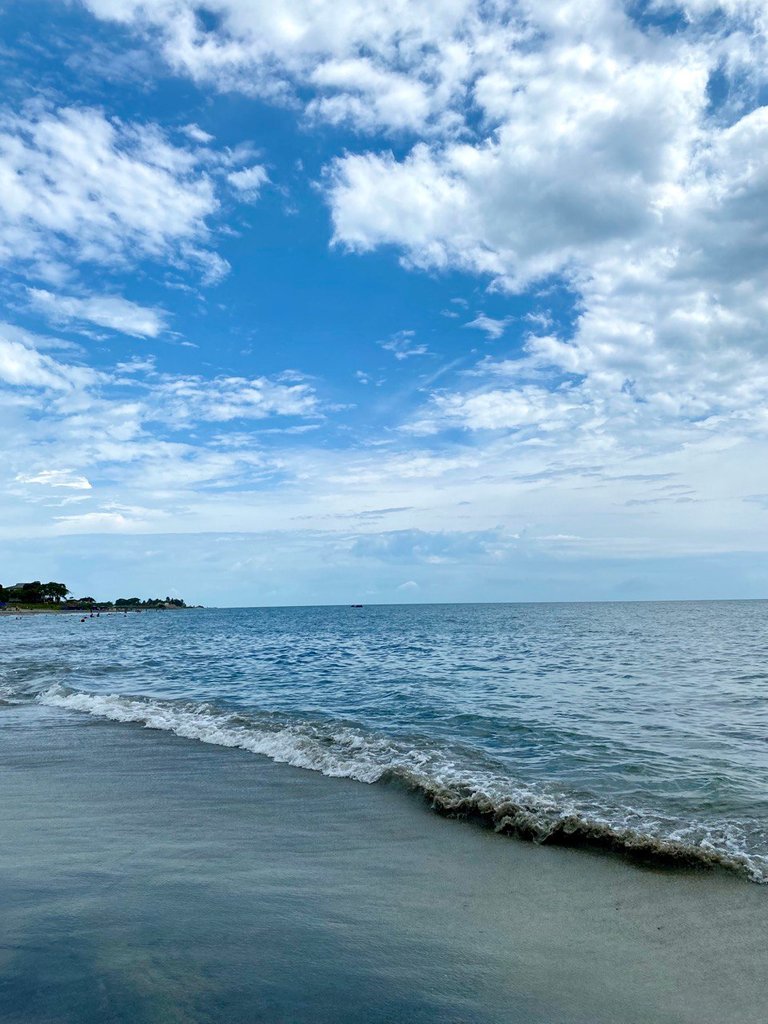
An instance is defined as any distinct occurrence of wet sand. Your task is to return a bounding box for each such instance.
[0,703,765,1024]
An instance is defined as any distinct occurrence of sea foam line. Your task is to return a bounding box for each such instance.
[35,684,768,884]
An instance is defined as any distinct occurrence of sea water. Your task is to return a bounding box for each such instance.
[2,601,767,882]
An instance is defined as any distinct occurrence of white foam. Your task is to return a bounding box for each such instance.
[38,685,424,784]
[36,685,768,884]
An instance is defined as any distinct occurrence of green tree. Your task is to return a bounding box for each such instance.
[42,582,69,603]
[17,581,44,603]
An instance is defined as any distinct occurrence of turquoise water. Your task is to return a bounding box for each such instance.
[2,601,767,880]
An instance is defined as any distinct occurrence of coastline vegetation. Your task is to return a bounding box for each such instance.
[0,581,192,612]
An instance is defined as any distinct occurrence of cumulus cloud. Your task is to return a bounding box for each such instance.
[327,52,707,285]
[317,2,768,453]
[79,0,477,132]
[407,383,580,435]
[28,288,167,338]
[307,59,434,132]
[6,0,768,577]
[75,0,768,446]
[227,163,269,200]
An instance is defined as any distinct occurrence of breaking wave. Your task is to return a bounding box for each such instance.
[29,684,768,884]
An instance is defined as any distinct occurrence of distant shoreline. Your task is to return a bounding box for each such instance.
[0,606,198,616]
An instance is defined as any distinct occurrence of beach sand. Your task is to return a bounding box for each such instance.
[1,702,765,1024]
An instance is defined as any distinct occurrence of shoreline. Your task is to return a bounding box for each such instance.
[0,606,195,615]
[35,681,768,886]
[2,702,766,1024]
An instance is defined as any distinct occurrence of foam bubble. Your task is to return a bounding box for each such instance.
[36,684,768,884]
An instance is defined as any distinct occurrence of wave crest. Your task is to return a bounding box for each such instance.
[34,684,768,884]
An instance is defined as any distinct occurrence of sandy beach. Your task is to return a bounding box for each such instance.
[1,700,765,1024]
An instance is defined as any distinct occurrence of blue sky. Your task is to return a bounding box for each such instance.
[2,0,768,605]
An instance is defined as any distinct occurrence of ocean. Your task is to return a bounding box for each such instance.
[4,601,767,881]
[1,601,767,1022]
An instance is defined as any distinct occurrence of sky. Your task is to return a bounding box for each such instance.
[2,0,768,606]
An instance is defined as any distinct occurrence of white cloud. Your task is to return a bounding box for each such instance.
[80,0,477,133]
[227,163,269,199]
[74,0,768,452]
[16,469,93,490]
[465,314,511,340]
[380,330,428,360]
[150,374,320,423]
[0,327,98,392]
[182,122,214,143]
[316,2,768,457]
[307,59,433,132]
[2,313,768,575]
[28,288,167,338]
[5,0,768,584]
[0,105,219,281]
[0,322,329,543]
[327,43,707,286]
[409,384,579,435]
[397,580,419,591]
[54,505,168,532]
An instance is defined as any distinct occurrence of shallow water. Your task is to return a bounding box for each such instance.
[1,601,767,880]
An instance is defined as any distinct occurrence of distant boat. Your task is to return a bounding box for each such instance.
[350,604,363,608]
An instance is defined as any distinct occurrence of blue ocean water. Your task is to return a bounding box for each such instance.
[2,601,767,880]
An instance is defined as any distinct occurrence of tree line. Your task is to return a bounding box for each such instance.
[0,581,187,608]
[0,581,69,604]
